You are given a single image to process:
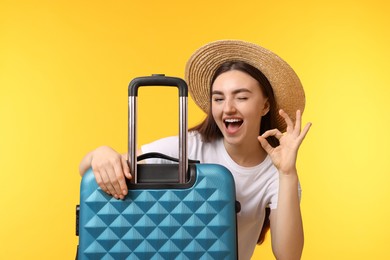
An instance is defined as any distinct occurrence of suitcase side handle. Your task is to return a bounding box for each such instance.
[128,74,188,184]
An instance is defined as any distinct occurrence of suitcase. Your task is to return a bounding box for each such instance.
[76,75,239,259]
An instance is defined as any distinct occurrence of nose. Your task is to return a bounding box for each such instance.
[223,98,236,114]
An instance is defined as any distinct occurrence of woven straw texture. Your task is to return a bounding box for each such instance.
[185,40,305,131]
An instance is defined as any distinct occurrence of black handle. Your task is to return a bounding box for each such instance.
[128,74,188,97]
[128,74,188,184]
[137,152,200,164]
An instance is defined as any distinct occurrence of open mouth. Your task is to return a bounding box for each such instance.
[224,118,243,131]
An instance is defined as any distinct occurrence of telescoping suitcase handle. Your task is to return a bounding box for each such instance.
[128,74,188,184]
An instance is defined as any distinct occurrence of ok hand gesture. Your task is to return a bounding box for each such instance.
[258,109,311,175]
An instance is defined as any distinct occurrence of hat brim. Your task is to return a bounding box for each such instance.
[185,40,305,132]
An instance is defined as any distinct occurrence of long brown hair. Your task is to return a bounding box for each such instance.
[189,61,278,244]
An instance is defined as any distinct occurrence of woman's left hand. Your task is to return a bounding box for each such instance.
[258,109,311,175]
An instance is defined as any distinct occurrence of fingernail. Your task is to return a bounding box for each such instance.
[123,189,128,195]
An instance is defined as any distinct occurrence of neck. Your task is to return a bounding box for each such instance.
[223,138,267,167]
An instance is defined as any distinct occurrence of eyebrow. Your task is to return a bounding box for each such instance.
[211,88,252,95]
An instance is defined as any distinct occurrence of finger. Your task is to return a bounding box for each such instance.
[279,109,294,132]
[106,164,123,199]
[262,129,283,140]
[122,156,132,180]
[298,122,312,141]
[92,168,109,194]
[294,110,302,134]
[258,136,274,155]
[101,168,118,199]
[113,159,129,197]
[121,158,131,198]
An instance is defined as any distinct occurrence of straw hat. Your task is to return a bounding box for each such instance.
[185,40,305,132]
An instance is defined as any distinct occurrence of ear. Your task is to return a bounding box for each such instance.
[262,99,270,116]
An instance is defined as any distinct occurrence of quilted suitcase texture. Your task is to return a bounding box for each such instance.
[78,163,237,259]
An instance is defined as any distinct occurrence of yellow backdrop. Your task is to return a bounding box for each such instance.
[1,0,389,259]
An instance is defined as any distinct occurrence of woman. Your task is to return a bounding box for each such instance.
[79,40,311,260]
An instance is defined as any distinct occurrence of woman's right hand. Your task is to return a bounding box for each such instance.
[80,146,132,200]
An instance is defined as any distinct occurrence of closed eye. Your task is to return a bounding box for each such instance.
[212,95,224,102]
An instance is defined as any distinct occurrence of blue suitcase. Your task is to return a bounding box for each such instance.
[76,75,238,259]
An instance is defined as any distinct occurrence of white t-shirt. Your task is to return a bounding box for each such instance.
[141,131,301,260]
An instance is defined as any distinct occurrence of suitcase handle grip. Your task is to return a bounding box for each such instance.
[128,75,188,184]
[137,152,200,164]
[128,74,188,97]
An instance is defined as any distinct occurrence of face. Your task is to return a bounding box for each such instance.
[211,70,270,146]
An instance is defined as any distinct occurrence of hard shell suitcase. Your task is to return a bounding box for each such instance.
[76,75,238,259]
